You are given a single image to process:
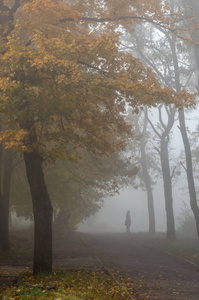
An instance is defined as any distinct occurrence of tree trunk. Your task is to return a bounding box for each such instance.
[21,120,53,274]
[140,136,156,234]
[134,109,156,234]
[160,138,176,240]
[169,0,199,240]
[145,176,156,234]
[0,148,13,251]
[24,150,53,274]
[178,108,199,241]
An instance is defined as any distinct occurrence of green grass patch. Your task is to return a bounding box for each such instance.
[2,270,132,299]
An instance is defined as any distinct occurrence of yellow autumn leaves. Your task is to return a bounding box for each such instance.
[0,0,195,159]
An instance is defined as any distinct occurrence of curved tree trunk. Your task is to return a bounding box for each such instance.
[178,108,199,241]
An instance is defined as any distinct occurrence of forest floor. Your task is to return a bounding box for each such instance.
[1,229,199,299]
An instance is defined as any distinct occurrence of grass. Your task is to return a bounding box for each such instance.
[134,232,199,264]
[1,270,133,299]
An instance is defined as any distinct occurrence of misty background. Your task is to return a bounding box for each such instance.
[4,0,199,243]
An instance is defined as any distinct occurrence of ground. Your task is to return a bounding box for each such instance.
[1,229,199,299]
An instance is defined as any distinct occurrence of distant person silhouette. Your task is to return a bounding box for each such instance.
[125,210,131,233]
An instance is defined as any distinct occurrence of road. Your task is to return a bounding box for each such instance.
[1,231,199,299]
[54,232,199,300]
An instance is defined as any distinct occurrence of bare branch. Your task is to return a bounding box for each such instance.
[153,145,160,154]
[180,161,187,173]
[77,60,107,75]
[147,114,161,138]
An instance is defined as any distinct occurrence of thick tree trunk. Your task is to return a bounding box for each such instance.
[0,148,13,251]
[24,150,53,274]
[178,108,199,241]
[21,120,53,274]
[160,138,176,240]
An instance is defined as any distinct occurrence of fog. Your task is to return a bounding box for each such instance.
[79,182,186,233]
[9,106,198,237]
[79,107,198,235]
[4,0,199,243]
[79,187,162,233]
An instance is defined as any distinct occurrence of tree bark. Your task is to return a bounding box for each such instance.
[0,148,13,251]
[134,110,156,234]
[160,136,176,240]
[21,120,53,274]
[140,122,156,234]
[141,159,156,234]
[24,150,53,274]
[147,105,176,240]
[178,108,199,241]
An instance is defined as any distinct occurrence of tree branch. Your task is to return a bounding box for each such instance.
[158,103,167,130]
[153,145,160,154]
[180,161,187,173]
[147,114,161,138]
[77,60,107,75]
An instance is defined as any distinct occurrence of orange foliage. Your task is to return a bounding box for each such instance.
[0,0,195,159]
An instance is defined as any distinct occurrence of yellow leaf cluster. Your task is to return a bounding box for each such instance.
[0,129,29,151]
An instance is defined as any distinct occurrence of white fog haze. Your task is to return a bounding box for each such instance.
[79,105,199,235]
[79,187,164,233]
[2,1,199,298]
[79,182,190,233]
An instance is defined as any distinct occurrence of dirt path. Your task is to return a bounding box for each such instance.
[1,231,199,299]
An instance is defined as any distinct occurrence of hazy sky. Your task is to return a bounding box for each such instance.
[79,106,199,234]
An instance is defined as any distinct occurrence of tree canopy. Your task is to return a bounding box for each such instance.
[0,0,196,273]
[0,0,192,158]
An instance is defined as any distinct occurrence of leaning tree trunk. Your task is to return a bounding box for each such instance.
[178,108,199,241]
[21,120,53,274]
[160,137,176,240]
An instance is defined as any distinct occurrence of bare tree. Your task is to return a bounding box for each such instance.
[148,104,176,240]
[134,108,156,234]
